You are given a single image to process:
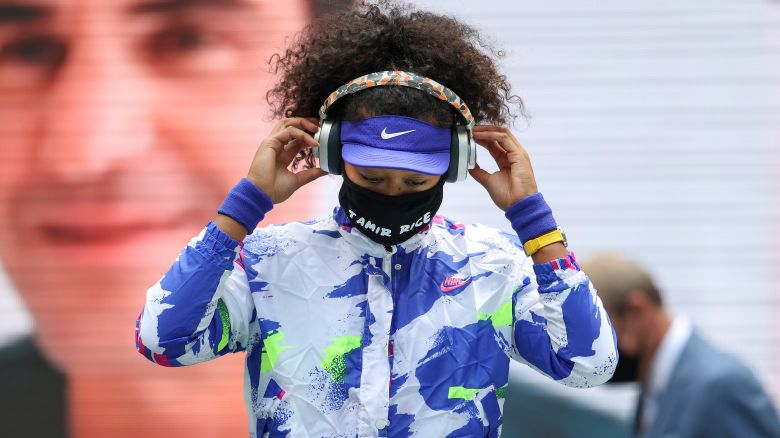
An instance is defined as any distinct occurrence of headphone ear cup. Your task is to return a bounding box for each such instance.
[463,126,476,173]
[446,125,472,183]
[445,127,460,183]
[317,118,343,175]
[327,119,343,175]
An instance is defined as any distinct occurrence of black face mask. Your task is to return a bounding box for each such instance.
[338,174,445,247]
[608,348,641,383]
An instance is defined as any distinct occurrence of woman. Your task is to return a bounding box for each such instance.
[135,2,617,437]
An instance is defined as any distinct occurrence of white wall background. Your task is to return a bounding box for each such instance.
[428,0,780,406]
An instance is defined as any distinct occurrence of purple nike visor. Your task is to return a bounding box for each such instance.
[340,115,451,175]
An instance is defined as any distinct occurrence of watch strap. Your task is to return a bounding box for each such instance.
[523,228,566,256]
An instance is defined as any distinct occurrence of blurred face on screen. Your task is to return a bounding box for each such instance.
[0,0,309,372]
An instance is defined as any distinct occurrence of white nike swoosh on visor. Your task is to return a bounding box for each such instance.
[380,128,416,139]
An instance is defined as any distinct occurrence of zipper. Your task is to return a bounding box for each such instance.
[381,244,395,424]
[382,246,393,276]
[382,245,395,307]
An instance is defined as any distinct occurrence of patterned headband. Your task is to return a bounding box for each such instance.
[318,70,475,129]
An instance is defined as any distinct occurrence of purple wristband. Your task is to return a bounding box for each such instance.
[504,192,558,245]
[217,178,274,234]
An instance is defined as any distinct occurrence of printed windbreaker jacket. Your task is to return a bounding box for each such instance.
[136,208,617,437]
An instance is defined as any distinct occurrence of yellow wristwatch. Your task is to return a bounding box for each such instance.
[523,228,567,256]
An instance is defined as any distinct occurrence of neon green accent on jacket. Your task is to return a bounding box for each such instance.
[322,335,362,382]
[216,299,231,352]
[477,300,513,327]
[448,386,481,400]
[260,331,291,372]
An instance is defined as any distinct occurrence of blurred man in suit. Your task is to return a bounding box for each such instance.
[582,253,780,438]
[0,0,349,436]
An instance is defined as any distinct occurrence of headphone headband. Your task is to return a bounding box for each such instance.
[318,70,475,129]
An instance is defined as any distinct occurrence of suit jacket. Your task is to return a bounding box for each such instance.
[0,336,68,438]
[643,331,780,438]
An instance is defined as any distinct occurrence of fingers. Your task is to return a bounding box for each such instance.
[473,126,530,169]
[274,118,321,164]
[295,167,328,188]
[473,124,515,133]
[278,138,310,164]
[255,122,319,180]
[268,126,319,152]
[285,117,320,134]
[468,163,492,187]
[473,126,528,156]
[282,135,317,151]
[271,116,320,135]
[473,130,517,151]
[473,136,511,168]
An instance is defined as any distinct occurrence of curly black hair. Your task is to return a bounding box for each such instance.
[267,0,524,168]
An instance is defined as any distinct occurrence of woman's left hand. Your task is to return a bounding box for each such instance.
[468,125,539,211]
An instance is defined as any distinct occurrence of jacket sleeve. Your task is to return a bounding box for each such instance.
[509,252,618,388]
[135,222,255,367]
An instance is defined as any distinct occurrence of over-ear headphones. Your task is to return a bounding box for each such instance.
[314,71,476,183]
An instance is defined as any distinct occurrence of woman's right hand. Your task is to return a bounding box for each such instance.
[247,117,327,203]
